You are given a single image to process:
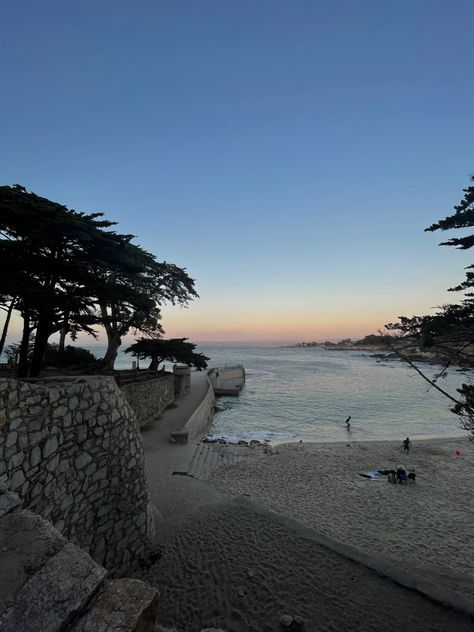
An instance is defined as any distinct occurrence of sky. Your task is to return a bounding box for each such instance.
[1,1,474,344]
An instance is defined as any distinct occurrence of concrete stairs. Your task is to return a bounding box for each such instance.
[186,443,239,481]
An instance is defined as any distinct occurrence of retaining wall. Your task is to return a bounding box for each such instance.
[0,377,153,574]
[182,378,216,441]
[208,365,245,390]
[121,373,175,429]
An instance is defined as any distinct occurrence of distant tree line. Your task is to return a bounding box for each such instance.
[0,185,208,377]
[295,335,389,347]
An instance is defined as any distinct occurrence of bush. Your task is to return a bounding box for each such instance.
[45,344,96,368]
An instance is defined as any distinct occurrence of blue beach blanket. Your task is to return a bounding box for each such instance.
[358,470,383,480]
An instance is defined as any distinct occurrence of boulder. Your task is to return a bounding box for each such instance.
[0,541,106,632]
[75,578,158,632]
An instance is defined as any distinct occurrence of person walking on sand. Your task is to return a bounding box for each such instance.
[403,437,411,453]
[345,416,352,430]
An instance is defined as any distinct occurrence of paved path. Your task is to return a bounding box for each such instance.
[140,372,226,537]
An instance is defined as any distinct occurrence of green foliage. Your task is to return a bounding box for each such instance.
[45,344,96,368]
[125,337,209,371]
[4,341,96,369]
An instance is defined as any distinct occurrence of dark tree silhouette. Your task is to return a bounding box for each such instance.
[125,338,209,371]
[0,185,198,376]
[385,175,474,439]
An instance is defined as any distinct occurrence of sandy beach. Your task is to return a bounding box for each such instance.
[135,435,474,631]
[208,437,474,586]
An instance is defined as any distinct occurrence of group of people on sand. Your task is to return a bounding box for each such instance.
[346,416,416,484]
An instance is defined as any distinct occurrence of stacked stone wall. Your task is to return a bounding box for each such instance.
[0,376,152,574]
[120,373,175,429]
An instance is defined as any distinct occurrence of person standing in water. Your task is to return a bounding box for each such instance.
[403,437,411,453]
[345,416,352,430]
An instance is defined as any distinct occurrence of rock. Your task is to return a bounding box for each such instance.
[30,446,42,467]
[280,614,293,628]
[0,510,66,612]
[74,578,158,632]
[9,468,25,490]
[238,440,249,446]
[42,435,59,459]
[75,452,93,469]
[0,541,107,632]
[237,586,245,597]
[247,568,255,579]
[0,490,23,517]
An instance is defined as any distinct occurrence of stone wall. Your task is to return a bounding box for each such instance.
[120,373,175,429]
[0,376,153,574]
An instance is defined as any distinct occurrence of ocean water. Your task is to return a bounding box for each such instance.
[196,345,471,444]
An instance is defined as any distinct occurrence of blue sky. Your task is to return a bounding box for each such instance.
[1,1,473,342]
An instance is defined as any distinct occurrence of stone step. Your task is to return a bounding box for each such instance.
[199,446,218,481]
[187,443,241,480]
[187,443,206,479]
[192,444,213,480]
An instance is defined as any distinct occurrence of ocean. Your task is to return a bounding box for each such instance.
[195,345,470,444]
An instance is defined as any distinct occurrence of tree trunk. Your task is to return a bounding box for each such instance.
[58,309,70,353]
[58,328,67,353]
[100,334,122,372]
[0,298,16,357]
[148,356,159,371]
[18,310,31,378]
[30,317,51,377]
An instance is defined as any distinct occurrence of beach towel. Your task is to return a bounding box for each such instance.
[358,470,383,480]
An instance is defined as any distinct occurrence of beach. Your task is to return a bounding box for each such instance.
[208,438,474,589]
[136,434,474,631]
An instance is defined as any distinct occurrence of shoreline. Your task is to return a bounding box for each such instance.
[278,433,468,446]
[206,431,468,449]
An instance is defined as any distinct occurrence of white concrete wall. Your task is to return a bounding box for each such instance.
[183,378,216,440]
